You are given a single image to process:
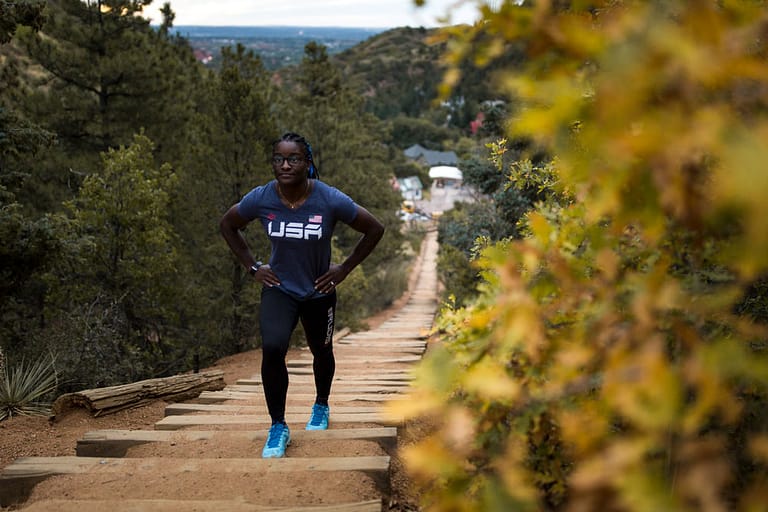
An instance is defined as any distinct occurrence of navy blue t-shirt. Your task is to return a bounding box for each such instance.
[237,180,358,300]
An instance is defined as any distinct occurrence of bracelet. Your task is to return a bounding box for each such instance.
[249,261,263,276]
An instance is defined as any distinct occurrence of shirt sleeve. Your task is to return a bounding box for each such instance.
[237,185,267,221]
[329,186,358,224]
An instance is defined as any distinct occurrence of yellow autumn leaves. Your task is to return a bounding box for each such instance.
[388,1,768,510]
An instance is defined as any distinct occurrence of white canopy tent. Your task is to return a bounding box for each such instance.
[428,165,463,181]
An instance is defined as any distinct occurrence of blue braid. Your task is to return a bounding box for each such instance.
[305,142,318,179]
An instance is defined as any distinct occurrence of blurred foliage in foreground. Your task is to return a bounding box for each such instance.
[389,1,768,510]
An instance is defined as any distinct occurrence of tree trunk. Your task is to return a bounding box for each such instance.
[51,370,226,419]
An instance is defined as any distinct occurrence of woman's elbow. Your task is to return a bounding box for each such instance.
[373,221,385,241]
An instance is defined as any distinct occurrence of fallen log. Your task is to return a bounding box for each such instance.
[51,370,226,419]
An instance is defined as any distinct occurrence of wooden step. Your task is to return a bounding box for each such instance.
[2,455,390,476]
[163,403,382,416]
[224,385,408,394]
[278,374,415,382]
[77,427,397,457]
[286,367,415,376]
[338,333,428,340]
[19,498,383,512]
[234,378,410,387]
[196,391,404,404]
[332,337,427,345]
[24,499,383,512]
[154,412,397,430]
[0,456,390,508]
[288,355,421,365]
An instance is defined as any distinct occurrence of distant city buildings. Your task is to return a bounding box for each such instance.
[396,144,461,201]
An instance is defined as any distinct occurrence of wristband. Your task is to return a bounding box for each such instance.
[249,261,263,276]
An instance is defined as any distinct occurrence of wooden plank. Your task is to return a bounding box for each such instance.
[76,427,397,457]
[224,385,408,394]
[234,378,410,387]
[20,498,383,512]
[80,427,396,443]
[336,339,427,346]
[1,455,390,477]
[154,412,398,430]
[325,348,425,355]
[331,341,426,348]
[376,324,432,331]
[163,403,382,416]
[235,378,412,386]
[343,330,429,337]
[286,367,415,375]
[0,455,391,501]
[288,355,421,364]
[196,391,404,404]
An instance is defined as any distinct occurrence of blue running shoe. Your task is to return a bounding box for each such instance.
[306,403,330,430]
[262,422,290,458]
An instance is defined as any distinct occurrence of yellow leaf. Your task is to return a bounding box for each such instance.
[569,437,651,490]
[749,435,768,463]
[595,248,619,281]
[382,390,442,422]
[401,437,465,481]
[462,356,521,402]
[558,401,609,458]
[527,211,553,247]
[602,336,683,431]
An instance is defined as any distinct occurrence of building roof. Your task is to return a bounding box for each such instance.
[404,144,458,166]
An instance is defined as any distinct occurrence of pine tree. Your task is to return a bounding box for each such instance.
[0,0,67,365]
[0,0,45,43]
[14,0,198,210]
[174,43,278,356]
[51,133,184,386]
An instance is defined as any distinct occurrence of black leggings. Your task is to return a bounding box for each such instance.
[259,286,336,423]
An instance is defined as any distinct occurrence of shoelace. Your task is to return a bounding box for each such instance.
[309,405,327,426]
[267,423,286,448]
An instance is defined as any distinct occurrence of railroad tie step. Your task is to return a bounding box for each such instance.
[232,378,411,388]
[76,427,398,457]
[0,456,390,508]
[18,498,383,512]
[224,384,408,394]
[154,412,399,430]
[196,391,404,403]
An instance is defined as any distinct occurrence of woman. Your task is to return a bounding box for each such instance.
[219,132,385,458]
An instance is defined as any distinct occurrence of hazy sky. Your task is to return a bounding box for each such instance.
[142,0,483,28]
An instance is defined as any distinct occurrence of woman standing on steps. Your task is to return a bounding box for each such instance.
[219,132,385,458]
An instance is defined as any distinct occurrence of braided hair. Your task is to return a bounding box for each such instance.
[273,132,319,179]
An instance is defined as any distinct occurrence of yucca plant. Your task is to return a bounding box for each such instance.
[0,355,59,421]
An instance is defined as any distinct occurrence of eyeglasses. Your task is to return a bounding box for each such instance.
[272,155,305,166]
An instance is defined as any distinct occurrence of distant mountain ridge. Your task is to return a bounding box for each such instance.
[172,25,386,69]
[171,25,502,129]
[169,25,385,40]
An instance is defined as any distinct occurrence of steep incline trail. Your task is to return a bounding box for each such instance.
[1,230,438,512]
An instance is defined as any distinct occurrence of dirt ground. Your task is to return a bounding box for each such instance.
[0,280,428,511]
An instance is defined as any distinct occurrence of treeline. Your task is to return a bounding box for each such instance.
[0,1,407,391]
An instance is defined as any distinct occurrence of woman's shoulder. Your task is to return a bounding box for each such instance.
[244,180,276,198]
[313,179,347,196]
[311,180,356,216]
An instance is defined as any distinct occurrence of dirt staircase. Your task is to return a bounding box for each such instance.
[1,231,438,511]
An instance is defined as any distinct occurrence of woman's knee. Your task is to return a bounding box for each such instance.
[262,339,289,362]
[307,340,334,358]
